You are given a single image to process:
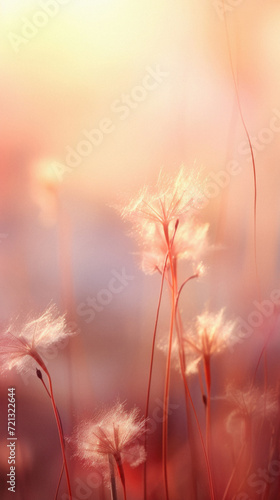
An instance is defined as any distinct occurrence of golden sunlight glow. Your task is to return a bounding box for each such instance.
[1,3,280,500]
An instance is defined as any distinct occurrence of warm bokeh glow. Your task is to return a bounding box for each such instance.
[1,1,280,499]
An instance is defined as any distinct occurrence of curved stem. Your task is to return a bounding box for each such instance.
[109,455,118,500]
[36,368,66,500]
[177,350,215,500]
[175,274,199,311]
[162,221,179,500]
[162,270,176,500]
[221,0,260,300]
[43,367,72,500]
[253,312,277,384]
[116,458,127,500]
[144,253,169,500]
[175,299,215,500]
[222,441,246,500]
[203,355,211,456]
[55,463,64,500]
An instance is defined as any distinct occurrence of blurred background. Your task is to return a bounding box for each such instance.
[1,0,280,498]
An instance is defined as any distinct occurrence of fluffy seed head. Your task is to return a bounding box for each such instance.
[183,309,236,366]
[0,305,75,374]
[225,385,278,441]
[74,402,146,482]
[121,167,204,229]
[121,167,208,274]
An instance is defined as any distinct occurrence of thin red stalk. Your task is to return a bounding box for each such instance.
[177,353,215,500]
[174,308,198,499]
[144,222,179,500]
[116,459,127,500]
[162,264,176,500]
[43,367,73,500]
[197,365,206,403]
[221,0,260,300]
[37,370,65,500]
[55,463,64,500]
[252,314,277,384]
[175,279,215,500]
[221,1,272,416]
[221,441,245,500]
[237,424,253,495]
[185,392,198,500]
[143,253,169,500]
[162,222,179,500]
[203,355,211,455]
[109,455,118,500]
[174,275,199,497]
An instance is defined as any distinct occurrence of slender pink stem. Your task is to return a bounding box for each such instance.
[55,463,64,500]
[221,441,245,500]
[43,367,72,500]
[116,458,127,500]
[162,274,176,500]
[109,455,118,500]
[174,275,200,498]
[175,294,215,500]
[221,0,260,300]
[36,369,65,500]
[203,355,211,455]
[180,368,215,500]
[144,253,169,500]
[162,222,179,500]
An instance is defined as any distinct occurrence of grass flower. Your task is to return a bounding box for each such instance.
[121,167,208,273]
[183,308,236,457]
[0,305,76,500]
[121,167,211,500]
[140,218,208,275]
[225,385,278,439]
[121,167,203,229]
[0,305,74,374]
[75,402,146,500]
[221,385,278,499]
[183,309,236,370]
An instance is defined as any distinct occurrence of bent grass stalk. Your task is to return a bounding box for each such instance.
[175,277,215,500]
[142,221,179,500]
[109,455,118,500]
[221,441,246,500]
[221,1,272,438]
[162,220,180,500]
[36,369,65,500]
[35,360,72,500]
[143,252,169,500]
[174,275,199,499]
[221,0,260,299]
[108,454,127,500]
[203,354,211,455]
[116,458,127,500]
[177,355,215,500]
